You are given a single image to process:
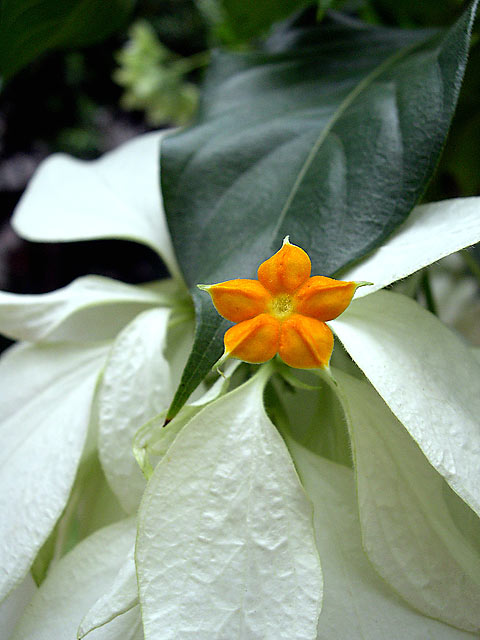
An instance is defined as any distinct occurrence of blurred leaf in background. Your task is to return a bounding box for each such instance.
[195,0,312,43]
[367,0,466,27]
[427,41,480,200]
[0,0,136,84]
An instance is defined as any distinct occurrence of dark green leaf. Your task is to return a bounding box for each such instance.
[0,0,135,82]
[426,43,480,199]
[369,0,464,27]
[216,0,312,43]
[163,3,477,417]
[167,291,229,418]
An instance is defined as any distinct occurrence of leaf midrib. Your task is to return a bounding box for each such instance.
[271,34,436,242]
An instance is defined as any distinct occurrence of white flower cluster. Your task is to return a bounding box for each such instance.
[1,132,480,639]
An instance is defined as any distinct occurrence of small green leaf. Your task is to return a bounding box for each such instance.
[114,21,204,127]
[0,0,135,82]
[166,290,229,419]
[163,3,478,416]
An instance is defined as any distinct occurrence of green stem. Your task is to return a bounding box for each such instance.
[420,270,438,316]
[168,310,194,330]
[264,375,292,437]
[172,51,210,75]
[462,249,480,285]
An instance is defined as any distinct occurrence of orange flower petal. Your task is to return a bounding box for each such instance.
[258,237,311,294]
[279,314,333,369]
[224,314,280,363]
[293,276,357,321]
[200,279,272,323]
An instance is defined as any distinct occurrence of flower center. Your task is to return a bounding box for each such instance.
[270,294,294,320]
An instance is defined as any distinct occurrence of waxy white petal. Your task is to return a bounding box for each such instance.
[331,290,480,517]
[12,131,181,279]
[336,369,480,631]
[341,197,480,296]
[0,574,36,639]
[78,544,139,639]
[12,519,136,640]
[0,342,108,603]
[98,308,174,513]
[136,370,322,640]
[82,606,143,640]
[0,276,169,342]
[289,442,477,639]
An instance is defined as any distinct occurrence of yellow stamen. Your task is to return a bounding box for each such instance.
[269,294,295,320]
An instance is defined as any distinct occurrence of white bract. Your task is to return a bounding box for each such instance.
[0,133,192,611]
[1,130,480,639]
[136,366,322,640]
[0,341,109,601]
[288,441,477,640]
[11,518,138,640]
[335,369,480,631]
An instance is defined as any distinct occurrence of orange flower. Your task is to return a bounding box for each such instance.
[199,237,369,369]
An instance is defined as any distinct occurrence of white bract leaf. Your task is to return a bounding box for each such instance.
[78,545,138,639]
[98,308,174,513]
[84,605,143,640]
[331,290,480,517]
[0,342,108,604]
[12,131,181,279]
[0,276,169,342]
[289,442,477,640]
[0,573,36,640]
[12,519,136,640]
[136,368,322,640]
[336,369,480,631]
[133,359,240,476]
[341,197,480,297]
